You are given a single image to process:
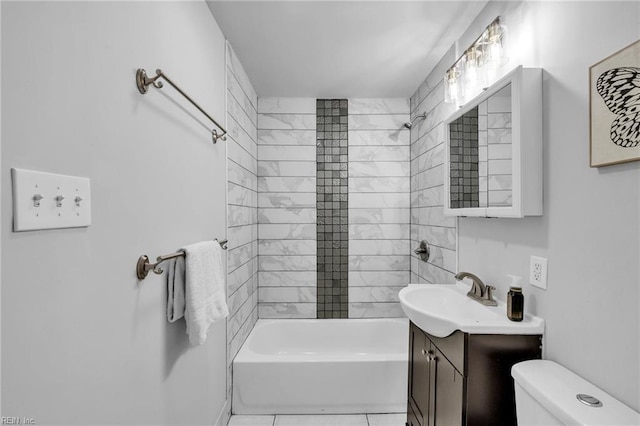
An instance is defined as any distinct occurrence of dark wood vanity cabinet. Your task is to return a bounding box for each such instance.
[407,321,542,426]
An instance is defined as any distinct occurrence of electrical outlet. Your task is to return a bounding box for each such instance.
[529,256,548,289]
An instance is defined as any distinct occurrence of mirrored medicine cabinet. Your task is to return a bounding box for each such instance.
[444,66,543,218]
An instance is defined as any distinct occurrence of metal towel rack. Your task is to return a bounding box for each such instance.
[136,68,227,144]
[136,239,228,280]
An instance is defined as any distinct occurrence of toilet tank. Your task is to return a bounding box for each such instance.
[512,360,640,426]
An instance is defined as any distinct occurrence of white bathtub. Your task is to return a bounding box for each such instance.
[232,318,409,415]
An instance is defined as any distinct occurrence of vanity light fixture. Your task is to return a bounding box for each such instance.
[444,17,507,106]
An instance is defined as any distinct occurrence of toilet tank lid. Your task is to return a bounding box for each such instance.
[512,360,640,426]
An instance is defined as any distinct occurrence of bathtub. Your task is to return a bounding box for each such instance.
[232,318,409,415]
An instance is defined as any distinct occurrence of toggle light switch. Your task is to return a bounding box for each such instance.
[32,194,44,207]
[11,168,91,231]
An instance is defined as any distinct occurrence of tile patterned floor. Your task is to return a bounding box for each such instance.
[228,413,405,426]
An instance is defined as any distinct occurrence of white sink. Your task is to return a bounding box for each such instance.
[399,283,544,337]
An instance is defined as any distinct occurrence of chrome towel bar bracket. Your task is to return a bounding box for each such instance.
[136,239,228,280]
[136,68,227,144]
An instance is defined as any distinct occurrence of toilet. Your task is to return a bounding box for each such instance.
[512,360,640,425]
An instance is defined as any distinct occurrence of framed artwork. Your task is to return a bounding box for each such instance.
[589,39,640,167]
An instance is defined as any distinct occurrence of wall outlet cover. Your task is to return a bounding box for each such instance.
[529,256,548,289]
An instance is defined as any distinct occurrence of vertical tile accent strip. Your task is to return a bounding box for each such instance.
[316,99,349,319]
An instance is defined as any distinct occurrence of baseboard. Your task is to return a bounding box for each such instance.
[214,398,231,426]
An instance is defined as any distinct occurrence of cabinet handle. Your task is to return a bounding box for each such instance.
[421,349,426,355]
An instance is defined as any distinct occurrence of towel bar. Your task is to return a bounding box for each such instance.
[136,68,227,143]
[136,239,228,280]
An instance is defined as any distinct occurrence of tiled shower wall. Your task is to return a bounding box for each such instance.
[257,98,317,318]
[409,73,457,283]
[256,98,409,318]
[225,42,258,387]
[348,99,410,318]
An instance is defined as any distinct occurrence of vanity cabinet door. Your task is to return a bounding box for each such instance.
[408,322,542,426]
[409,323,460,426]
[408,323,431,426]
[432,347,463,425]
[406,404,420,426]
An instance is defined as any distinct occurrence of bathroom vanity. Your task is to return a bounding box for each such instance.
[406,321,542,426]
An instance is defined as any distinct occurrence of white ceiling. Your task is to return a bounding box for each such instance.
[207,1,488,98]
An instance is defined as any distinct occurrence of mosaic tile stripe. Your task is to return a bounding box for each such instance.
[449,106,479,208]
[316,99,349,319]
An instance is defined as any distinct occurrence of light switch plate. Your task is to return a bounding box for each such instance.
[11,168,91,231]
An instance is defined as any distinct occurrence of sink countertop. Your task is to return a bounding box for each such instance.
[399,282,545,338]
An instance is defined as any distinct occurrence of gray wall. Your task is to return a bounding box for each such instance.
[1,2,229,424]
[446,1,640,410]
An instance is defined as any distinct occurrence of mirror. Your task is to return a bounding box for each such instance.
[448,84,512,209]
[443,66,542,218]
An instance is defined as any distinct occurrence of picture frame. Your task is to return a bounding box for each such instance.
[589,39,640,167]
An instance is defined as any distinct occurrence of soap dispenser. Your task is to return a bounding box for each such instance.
[507,275,524,322]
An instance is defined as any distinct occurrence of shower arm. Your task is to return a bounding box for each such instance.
[410,112,427,122]
[404,112,427,129]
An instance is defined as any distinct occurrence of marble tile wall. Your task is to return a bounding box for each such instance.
[255,98,410,319]
[257,97,317,318]
[348,99,410,318]
[410,75,458,284]
[478,101,489,207]
[226,42,258,419]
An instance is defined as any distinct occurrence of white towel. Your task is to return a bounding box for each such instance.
[166,255,186,323]
[182,241,229,345]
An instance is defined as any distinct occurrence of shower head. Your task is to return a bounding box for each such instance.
[403,112,427,129]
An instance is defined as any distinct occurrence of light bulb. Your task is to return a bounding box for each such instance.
[465,49,478,84]
[489,41,503,65]
[449,80,458,102]
[444,67,460,103]
[487,20,505,68]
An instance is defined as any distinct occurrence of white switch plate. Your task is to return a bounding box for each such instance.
[529,256,548,289]
[11,168,91,231]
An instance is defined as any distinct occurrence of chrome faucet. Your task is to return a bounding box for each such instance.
[455,272,497,306]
